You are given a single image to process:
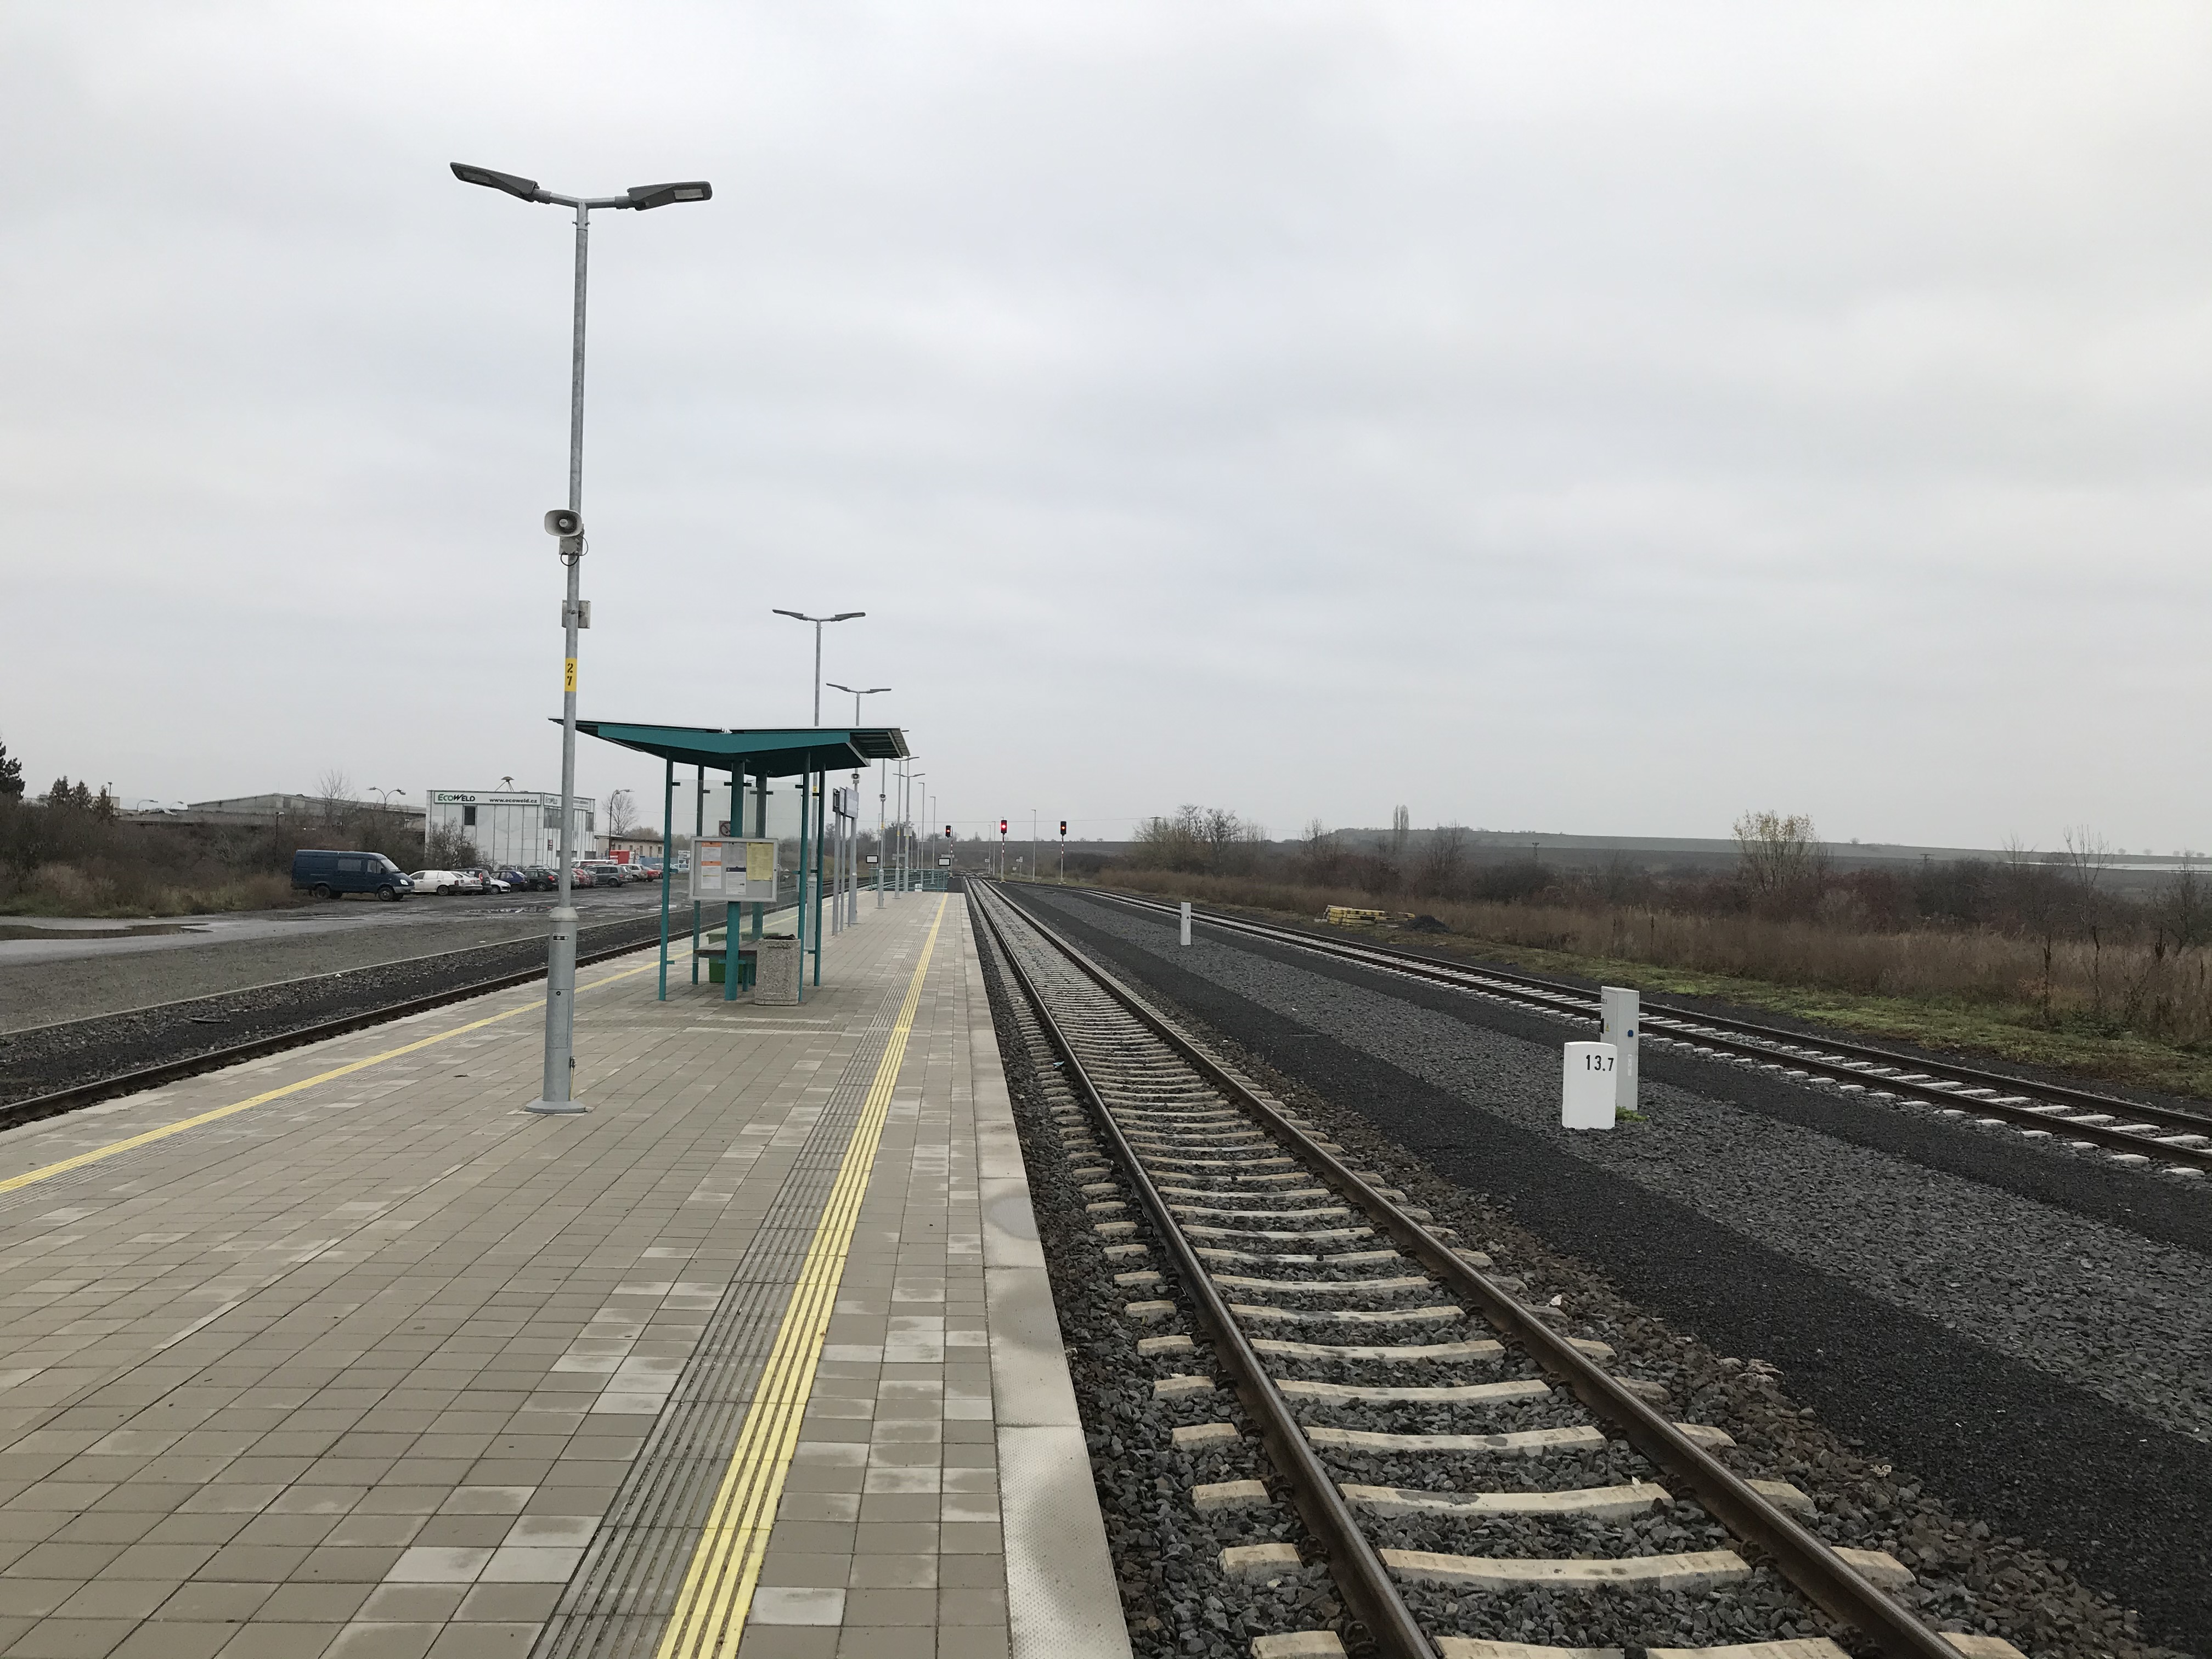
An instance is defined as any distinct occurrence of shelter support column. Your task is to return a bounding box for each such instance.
[751,763,766,942]
[657,758,673,1000]
[690,765,703,983]
[724,756,748,1003]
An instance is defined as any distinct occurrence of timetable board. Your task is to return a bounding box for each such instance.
[690,838,778,903]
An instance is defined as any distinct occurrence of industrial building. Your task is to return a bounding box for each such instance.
[425,789,595,866]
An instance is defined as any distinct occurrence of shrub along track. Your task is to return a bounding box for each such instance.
[0,911,675,1126]
[968,880,2099,1659]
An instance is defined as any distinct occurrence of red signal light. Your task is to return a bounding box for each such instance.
[1059,820,1068,837]
[999,819,1008,835]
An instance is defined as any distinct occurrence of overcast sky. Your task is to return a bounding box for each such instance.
[7,4,2211,854]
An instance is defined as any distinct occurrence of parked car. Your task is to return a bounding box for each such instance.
[570,866,597,888]
[524,865,560,890]
[578,860,627,886]
[450,869,486,894]
[410,868,461,895]
[464,867,511,894]
[292,849,412,901]
[495,865,539,891]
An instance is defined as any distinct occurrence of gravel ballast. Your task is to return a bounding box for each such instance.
[1001,885,2204,1657]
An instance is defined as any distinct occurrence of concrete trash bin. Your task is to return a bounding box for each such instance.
[753,936,803,1005]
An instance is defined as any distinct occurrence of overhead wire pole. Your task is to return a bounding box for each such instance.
[449,161,710,1116]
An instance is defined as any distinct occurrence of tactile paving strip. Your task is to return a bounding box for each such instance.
[531,977,907,1659]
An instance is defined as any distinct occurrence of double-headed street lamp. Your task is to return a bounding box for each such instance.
[774,610,865,725]
[451,161,712,1116]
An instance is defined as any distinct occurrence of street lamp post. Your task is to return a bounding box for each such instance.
[773,610,865,725]
[911,774,926,890]
[828,682,889,923]
[774,611,864,938]
[451,161,712,1116]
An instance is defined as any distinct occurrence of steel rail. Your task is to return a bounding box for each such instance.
[981,881,1962,1659]
[969,884,1440,1659]
[1073,886,2212,1171]
[0,922,670,1136]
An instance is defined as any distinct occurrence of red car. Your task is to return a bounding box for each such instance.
[570,866,597,888]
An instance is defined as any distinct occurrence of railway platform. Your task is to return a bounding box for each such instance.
[0,892,1126,1659]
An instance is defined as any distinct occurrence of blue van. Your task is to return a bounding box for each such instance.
[291,849,414,901]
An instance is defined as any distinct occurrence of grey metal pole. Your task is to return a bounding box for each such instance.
[877,757,885,909]
[911,773,925,891]
[531,199,590,1115]
[812,621,822,726]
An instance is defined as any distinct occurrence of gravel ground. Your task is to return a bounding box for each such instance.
[999,887,2204,1657]
[0,910,672,1106]
[1020,889,2212,1441]
[0,889,674,1031]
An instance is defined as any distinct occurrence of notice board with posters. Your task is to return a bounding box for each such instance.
[689,838,778,904]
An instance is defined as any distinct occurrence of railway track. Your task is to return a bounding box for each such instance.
[0,915,674,1133]
[970,880,2001,1659]
[1057,885,2212,1178]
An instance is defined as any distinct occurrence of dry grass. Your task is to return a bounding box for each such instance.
[1089,868,2212,1101]
[0,865,298,918]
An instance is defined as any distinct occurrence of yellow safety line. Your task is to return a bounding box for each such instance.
[0,957,663,1196]
[658,895,950,1659]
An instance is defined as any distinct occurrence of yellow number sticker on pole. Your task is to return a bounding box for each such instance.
[564,657,578,693]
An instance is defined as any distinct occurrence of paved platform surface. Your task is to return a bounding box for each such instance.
[0,892,1128,1659]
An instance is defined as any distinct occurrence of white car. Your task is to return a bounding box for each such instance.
[411,868,462,895]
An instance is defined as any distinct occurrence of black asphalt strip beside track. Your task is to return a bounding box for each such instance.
[1009,885,2212,1654]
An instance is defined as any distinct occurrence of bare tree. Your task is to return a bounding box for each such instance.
[1200,806,1244,869]
[315,768,354,825]
[1299,818,1342,884]
[1391,805,1409,856]
[1414,822,1468,896]
[2062,826,2115,1017]
[312,768,358,834]
[1733,810,1820,891]
[607,789,637,838]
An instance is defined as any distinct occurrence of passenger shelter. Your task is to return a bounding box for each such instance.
[572,720,910,1003]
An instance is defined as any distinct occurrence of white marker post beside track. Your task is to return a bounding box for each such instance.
[1562,1042,1618,1128]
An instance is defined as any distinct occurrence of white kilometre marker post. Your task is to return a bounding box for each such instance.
[1599,985,1640,1118]
[1562,1042,1618,1129]
[1180,901,1193,947]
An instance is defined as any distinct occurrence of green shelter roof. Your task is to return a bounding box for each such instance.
[569,720,909,776]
